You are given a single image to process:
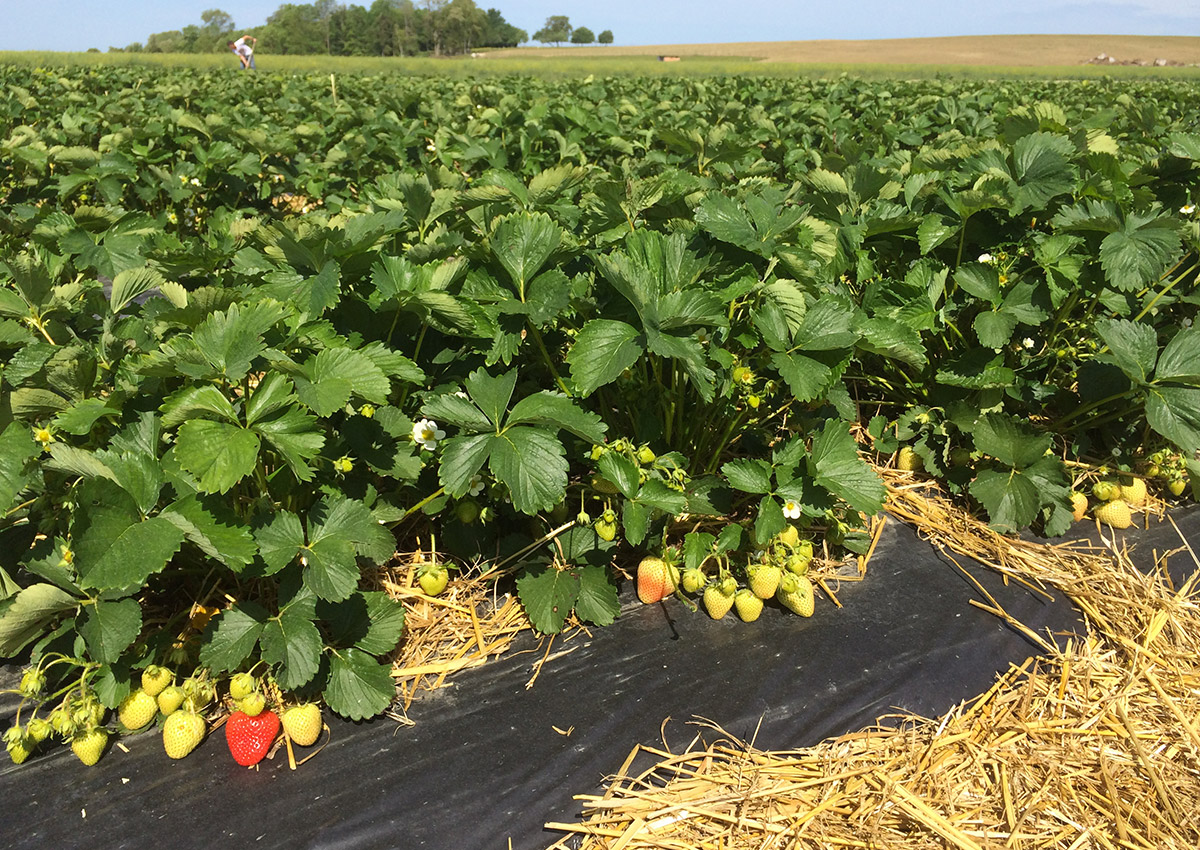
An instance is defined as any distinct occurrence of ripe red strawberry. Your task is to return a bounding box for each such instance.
[637,556,671,603]
[281,704,322,747]
[225,709,280,766]
[702,581,735,620]
[733,589,763,622]
[776,573,815,617]
[747,564,781,599]
[141,665,173,697]
[118,689,159,731]
[71,728,108,766]
[163,710,206,760]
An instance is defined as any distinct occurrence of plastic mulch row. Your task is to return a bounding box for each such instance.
[3,505,1195,850]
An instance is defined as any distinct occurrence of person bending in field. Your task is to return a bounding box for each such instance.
[228,34,257,70]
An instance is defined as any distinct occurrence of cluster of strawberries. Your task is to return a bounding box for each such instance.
[636,526,818,623]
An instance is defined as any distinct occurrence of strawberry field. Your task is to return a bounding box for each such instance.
[1,62,1199,778]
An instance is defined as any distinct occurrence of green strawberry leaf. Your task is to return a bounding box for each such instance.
[507,392,607,444]
[1145,386,1200,452]
[294,347,391,417]
[254,511,306,575]
[250,405,325,482]
[1154,327,1200,383]
[573,564,619,627]
[0,583,78,656]
[464,366,518,429]
[1099,212,1181,293]
[1095,318,1158,385]
[566,319,643,397]
[198,602,269,673]
[770,352,834,402]
[969,467,1041,534]
[516,563,581,634]
[191,300,287,382]
[161,494,258,572]
[954,263,1001,304]
[421,393,495,433]
[754,495,786,544]
[970,414,1050,470]
[438,433,494,498]
[356,591,406,656]
[487,426,569,515]
[621,499,650,545]
[598,450,640,499]
[75,516,185,592]
[260,611,323,690]
[0,423,38,513]
[491,212,563,299]
[174,419,261,494]
[974,310,1018,349]
[721,458,774,495]
[324,648,398,721]
[808,422,885,515]
[77,598,142,665]
[636,479,688,515]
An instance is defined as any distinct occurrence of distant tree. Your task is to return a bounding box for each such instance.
[598,29,613,45]
[330,4,374,55]
[481,8,525,47]
[570,26,594,45]
[533,15,571,46]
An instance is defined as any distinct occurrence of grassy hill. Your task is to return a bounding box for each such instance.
[487,34,1200,69]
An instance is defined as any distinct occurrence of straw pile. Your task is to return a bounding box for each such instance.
[378,558,536,713]
[546,475,1200,849]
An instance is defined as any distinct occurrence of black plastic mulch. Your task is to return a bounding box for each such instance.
[4,505,1196,850]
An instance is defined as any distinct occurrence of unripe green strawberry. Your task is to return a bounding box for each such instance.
[1070,492,1089,522]
[18,668,46,699]
[733,589,764,623]
[636,446,656,465]
[948,447,973,468]
[1119,476,1147,507]
[49,707,76,738]
[417,562,449,596]
[594,510,618,542]
[776,573,815,617]
[1094,499,1132,529]
[1092,480,1120,502]
[680,568,706,594]
[6,729,34,765]
[141,665,173,697]
[777,525,800,549]
[26,718,52,744]
[118,689,158,731]
[454,500,480,524]
[896,446,924,472]
[238,692,267,718]
[228,672,257,702]
[71,728,108,766]
[702,582,735,620]
[157,685,186,715]
[785,552,811,576]
[281,704,322,747]
[637,556,672,604]
[1169,477,1188,497]
[183,676,215,710]
[162,710,206,759]
[747,563,782,599]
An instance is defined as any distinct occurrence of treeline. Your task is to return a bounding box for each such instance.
[113,1,541,57]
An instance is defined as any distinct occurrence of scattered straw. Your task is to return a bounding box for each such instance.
[547,476,1200,848]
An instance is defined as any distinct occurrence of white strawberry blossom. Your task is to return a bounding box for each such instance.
[468,474,485,497]
[782,499,802,519]
[1022,337,1035,349]
[412,418,446,451]
[1181,204,1196,215]
[977,252,994,264]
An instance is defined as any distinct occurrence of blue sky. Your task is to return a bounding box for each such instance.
[4,0,1198,52]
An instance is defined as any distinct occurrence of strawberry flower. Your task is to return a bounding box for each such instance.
[468,474,485,497]
[412,418,446,451]
[782,499,801,519]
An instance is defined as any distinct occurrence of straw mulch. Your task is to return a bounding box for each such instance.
[377,558,536,714]
[546,475,1200,849]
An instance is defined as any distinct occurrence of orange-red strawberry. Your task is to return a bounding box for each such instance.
[637,556,675,603]
[225,709,280,766]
